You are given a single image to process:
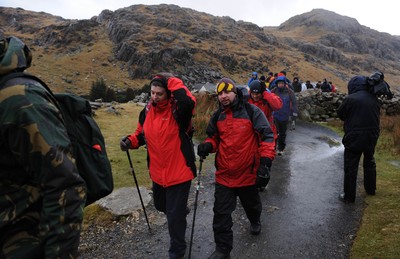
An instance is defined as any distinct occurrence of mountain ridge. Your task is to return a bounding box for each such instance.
[1,5,399,95]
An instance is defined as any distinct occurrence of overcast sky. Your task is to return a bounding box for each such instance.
[2,0,399,36]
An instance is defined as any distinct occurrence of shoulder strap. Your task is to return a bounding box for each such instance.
[244,101,254,121]
[0,72,52,94]
[0,72,67,122]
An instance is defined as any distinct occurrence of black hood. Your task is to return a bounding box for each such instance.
[347,76,368,94]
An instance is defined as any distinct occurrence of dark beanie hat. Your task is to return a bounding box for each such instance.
[249,80,263,93]
[260,75,266,81]
[216,78,237,94]
[150,76,168,89]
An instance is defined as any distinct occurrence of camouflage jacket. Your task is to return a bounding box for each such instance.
[0,77,87,258]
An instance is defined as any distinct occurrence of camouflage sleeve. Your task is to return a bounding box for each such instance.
[0,82,86,258]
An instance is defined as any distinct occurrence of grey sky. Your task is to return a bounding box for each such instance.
[2,0,399,36]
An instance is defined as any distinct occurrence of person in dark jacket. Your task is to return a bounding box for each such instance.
[337,75,382,203]
[305,80,314,89]
[197,78,275,259]
[292,77,302,93]
[271,76,298,155]
[0,36,86,258]
[321,78,332,92]
[120,73,196,259]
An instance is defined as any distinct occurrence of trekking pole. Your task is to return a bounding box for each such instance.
[126,151,151,231]
[188,157,204,259]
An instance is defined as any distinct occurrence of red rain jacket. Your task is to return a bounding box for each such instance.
[204,97,275,187]
[127,77,196,187]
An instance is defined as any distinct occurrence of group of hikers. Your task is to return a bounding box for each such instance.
[119,70,298,258]
[1,35,386,259]
[248,71,338,93]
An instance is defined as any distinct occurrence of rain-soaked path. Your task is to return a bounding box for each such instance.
[79,121,365,259]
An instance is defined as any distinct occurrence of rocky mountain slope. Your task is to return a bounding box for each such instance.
[1,5,399,95]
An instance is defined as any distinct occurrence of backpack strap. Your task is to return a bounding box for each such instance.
[0,72,67,123]
[0,72,52,94]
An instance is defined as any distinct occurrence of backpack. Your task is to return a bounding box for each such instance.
[0,72,113,206]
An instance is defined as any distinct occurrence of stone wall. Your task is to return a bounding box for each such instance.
[296,90,400,122]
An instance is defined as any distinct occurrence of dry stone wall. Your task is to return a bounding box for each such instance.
[297,90,400,122]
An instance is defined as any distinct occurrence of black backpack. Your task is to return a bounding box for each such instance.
[0,72,113,206]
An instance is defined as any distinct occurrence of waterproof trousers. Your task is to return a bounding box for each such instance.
[153,180,191,259]
[274,119,288,151]
[343,147,376,202]
[212,183,262,254]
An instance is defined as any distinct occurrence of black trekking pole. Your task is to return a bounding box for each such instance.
[126,151,151,231]
[188,157,204,259]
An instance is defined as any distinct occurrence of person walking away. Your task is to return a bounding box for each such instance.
[271,76,298,155]
[197,78,275,259]
[248,80,282,190]
[0,36,86,258]
[337,74,382,203]
[120,73,196,259]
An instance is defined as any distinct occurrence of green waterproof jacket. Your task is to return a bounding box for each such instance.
[0,77,86,258]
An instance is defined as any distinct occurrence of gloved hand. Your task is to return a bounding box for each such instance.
[120,136,131,151]
[256,157,272,188]
[197,142,213,158]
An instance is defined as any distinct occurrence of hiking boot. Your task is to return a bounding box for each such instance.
[250,220,261,235]
[277,150,284,156]
[208,250,230,259]
[338,193,354,203]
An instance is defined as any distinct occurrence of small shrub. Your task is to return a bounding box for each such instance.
[89,78,107,101]
[193,93,218,139]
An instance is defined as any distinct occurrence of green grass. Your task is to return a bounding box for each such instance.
[94,103,152,189]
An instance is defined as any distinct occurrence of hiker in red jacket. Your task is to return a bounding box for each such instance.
[197,78,275,259]
[120,73,196,259]
[248,80,282,191]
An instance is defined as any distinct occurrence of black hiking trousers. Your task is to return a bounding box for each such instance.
[153,180,191,259]
[212,183,262,255]
[275,119,288,151]
[343,147,376,202]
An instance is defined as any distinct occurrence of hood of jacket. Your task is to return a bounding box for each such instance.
[347,75,369,94]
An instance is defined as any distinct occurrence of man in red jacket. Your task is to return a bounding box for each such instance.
[120,73,196,259]
[198,78,275,259]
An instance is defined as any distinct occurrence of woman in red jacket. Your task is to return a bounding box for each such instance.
[248,80,282,191]
[120,73,196,259]
[248,80,282,146]
[197,78,275,259]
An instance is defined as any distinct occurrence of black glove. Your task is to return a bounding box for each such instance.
[256,157,272,188]
[120,136,131,151]
[197,142,213,158]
